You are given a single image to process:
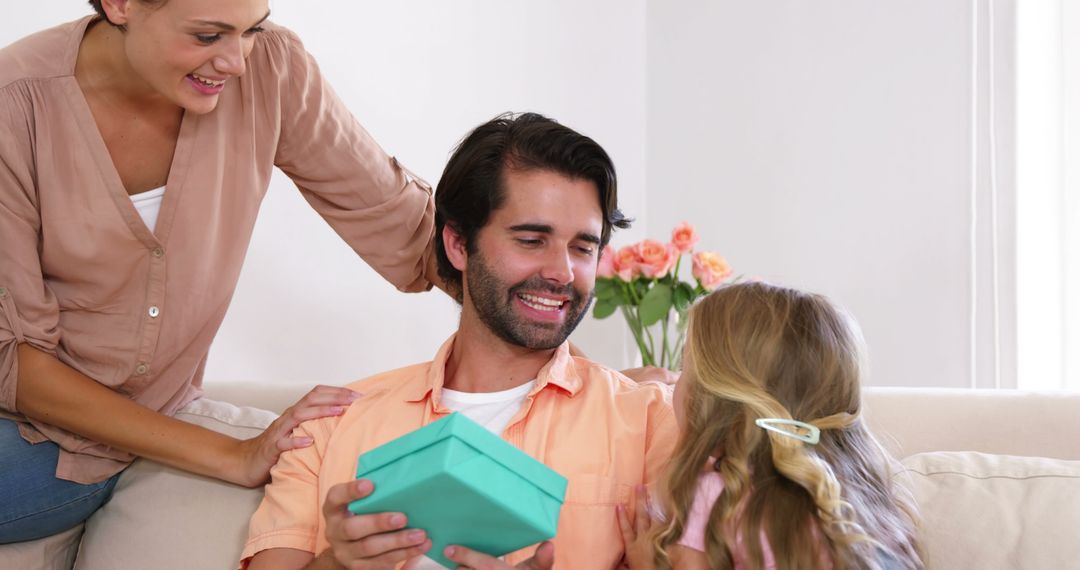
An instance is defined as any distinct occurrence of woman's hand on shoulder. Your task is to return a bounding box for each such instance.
[233,384,360,487]
[620,366,680,386]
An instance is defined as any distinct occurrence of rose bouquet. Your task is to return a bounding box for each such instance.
[593,222,734,370]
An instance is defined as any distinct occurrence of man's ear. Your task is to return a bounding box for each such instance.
[99,0,134,26]
[442,224,468,272]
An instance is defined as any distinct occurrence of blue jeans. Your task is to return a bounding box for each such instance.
[0,419,122,543]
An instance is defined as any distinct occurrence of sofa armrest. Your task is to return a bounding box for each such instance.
[201,382,310,415]
[75,398,277,570]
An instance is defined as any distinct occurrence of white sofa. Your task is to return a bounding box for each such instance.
[3,385,1079,569]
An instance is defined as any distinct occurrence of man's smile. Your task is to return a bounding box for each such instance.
[516,292,568,313]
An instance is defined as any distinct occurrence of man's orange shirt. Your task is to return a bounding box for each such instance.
[242,335,677,568]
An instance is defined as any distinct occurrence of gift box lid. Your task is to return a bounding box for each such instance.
[355,412,567,501]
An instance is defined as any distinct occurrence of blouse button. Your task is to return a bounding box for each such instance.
[148,306,161,318]
[135,363,149,375]
[151,247,165,258]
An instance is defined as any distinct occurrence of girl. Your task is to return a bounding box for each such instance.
[619,282,922,569]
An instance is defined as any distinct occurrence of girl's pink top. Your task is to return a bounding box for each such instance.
[677,470,778,569]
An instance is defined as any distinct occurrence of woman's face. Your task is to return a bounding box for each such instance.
[109,0,270,114]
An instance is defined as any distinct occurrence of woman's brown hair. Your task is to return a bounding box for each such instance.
[87,0,168,28]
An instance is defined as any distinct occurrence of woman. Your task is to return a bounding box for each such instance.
[0,0,438,542]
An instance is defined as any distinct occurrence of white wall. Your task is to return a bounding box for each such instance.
[217,1,649,384]
[645,1,1014,388]
[1017,0,1080,390]
[2,1,648,385]
[5,2,1015,389]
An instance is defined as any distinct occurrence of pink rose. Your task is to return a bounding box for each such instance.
[612,245,641,281]
[634,240,678,279]
[692,252,733,290]
[670,221,700,254]
[597,245,617,278]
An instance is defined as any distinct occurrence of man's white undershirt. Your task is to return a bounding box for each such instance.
[439,380,536,436]
[409,380,536,569]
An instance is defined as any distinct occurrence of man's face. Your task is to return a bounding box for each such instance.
[462,168,603,350]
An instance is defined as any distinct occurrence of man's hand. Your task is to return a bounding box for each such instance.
[616,485,657,570]
[439,541,554,570]
[620,366,680,386]
[321,479,432,569]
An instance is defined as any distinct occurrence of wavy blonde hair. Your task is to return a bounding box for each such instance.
[651,282,922,569]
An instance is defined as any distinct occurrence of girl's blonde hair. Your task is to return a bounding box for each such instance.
[652,282,922,569]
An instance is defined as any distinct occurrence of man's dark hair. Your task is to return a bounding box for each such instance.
[434,112,631,299]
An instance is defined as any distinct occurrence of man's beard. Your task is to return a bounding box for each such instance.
[466,252,593,350]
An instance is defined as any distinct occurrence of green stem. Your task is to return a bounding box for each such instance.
[620,305,653,366]
[619,281,652,364]
[643,317,657,365]
[624,279,644,305]
[623,280,657,364]
[646,278,661,364]
[660,312,671,369]
[672,314,689,369]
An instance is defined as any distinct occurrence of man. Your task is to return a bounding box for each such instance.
[242,113,677,569]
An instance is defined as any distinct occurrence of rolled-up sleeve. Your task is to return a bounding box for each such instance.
[0,83,60,413]
[266,27,435,293]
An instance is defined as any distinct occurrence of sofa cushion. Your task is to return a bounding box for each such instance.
[74,398,277,570]
[0,524,83,570]
[900,451,1080,569]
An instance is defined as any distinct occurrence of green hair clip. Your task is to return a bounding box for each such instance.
[754,418,820,445]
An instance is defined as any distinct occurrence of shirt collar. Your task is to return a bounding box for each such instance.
[405,333,583,404]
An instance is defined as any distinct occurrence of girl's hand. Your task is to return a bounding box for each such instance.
[620,367,680,386]
[566,343,678,387]
[617,485,657,570]
[233,385,360,487]
[438,541,554,569]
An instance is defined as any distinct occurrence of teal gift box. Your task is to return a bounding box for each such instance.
[347,413,568,568]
